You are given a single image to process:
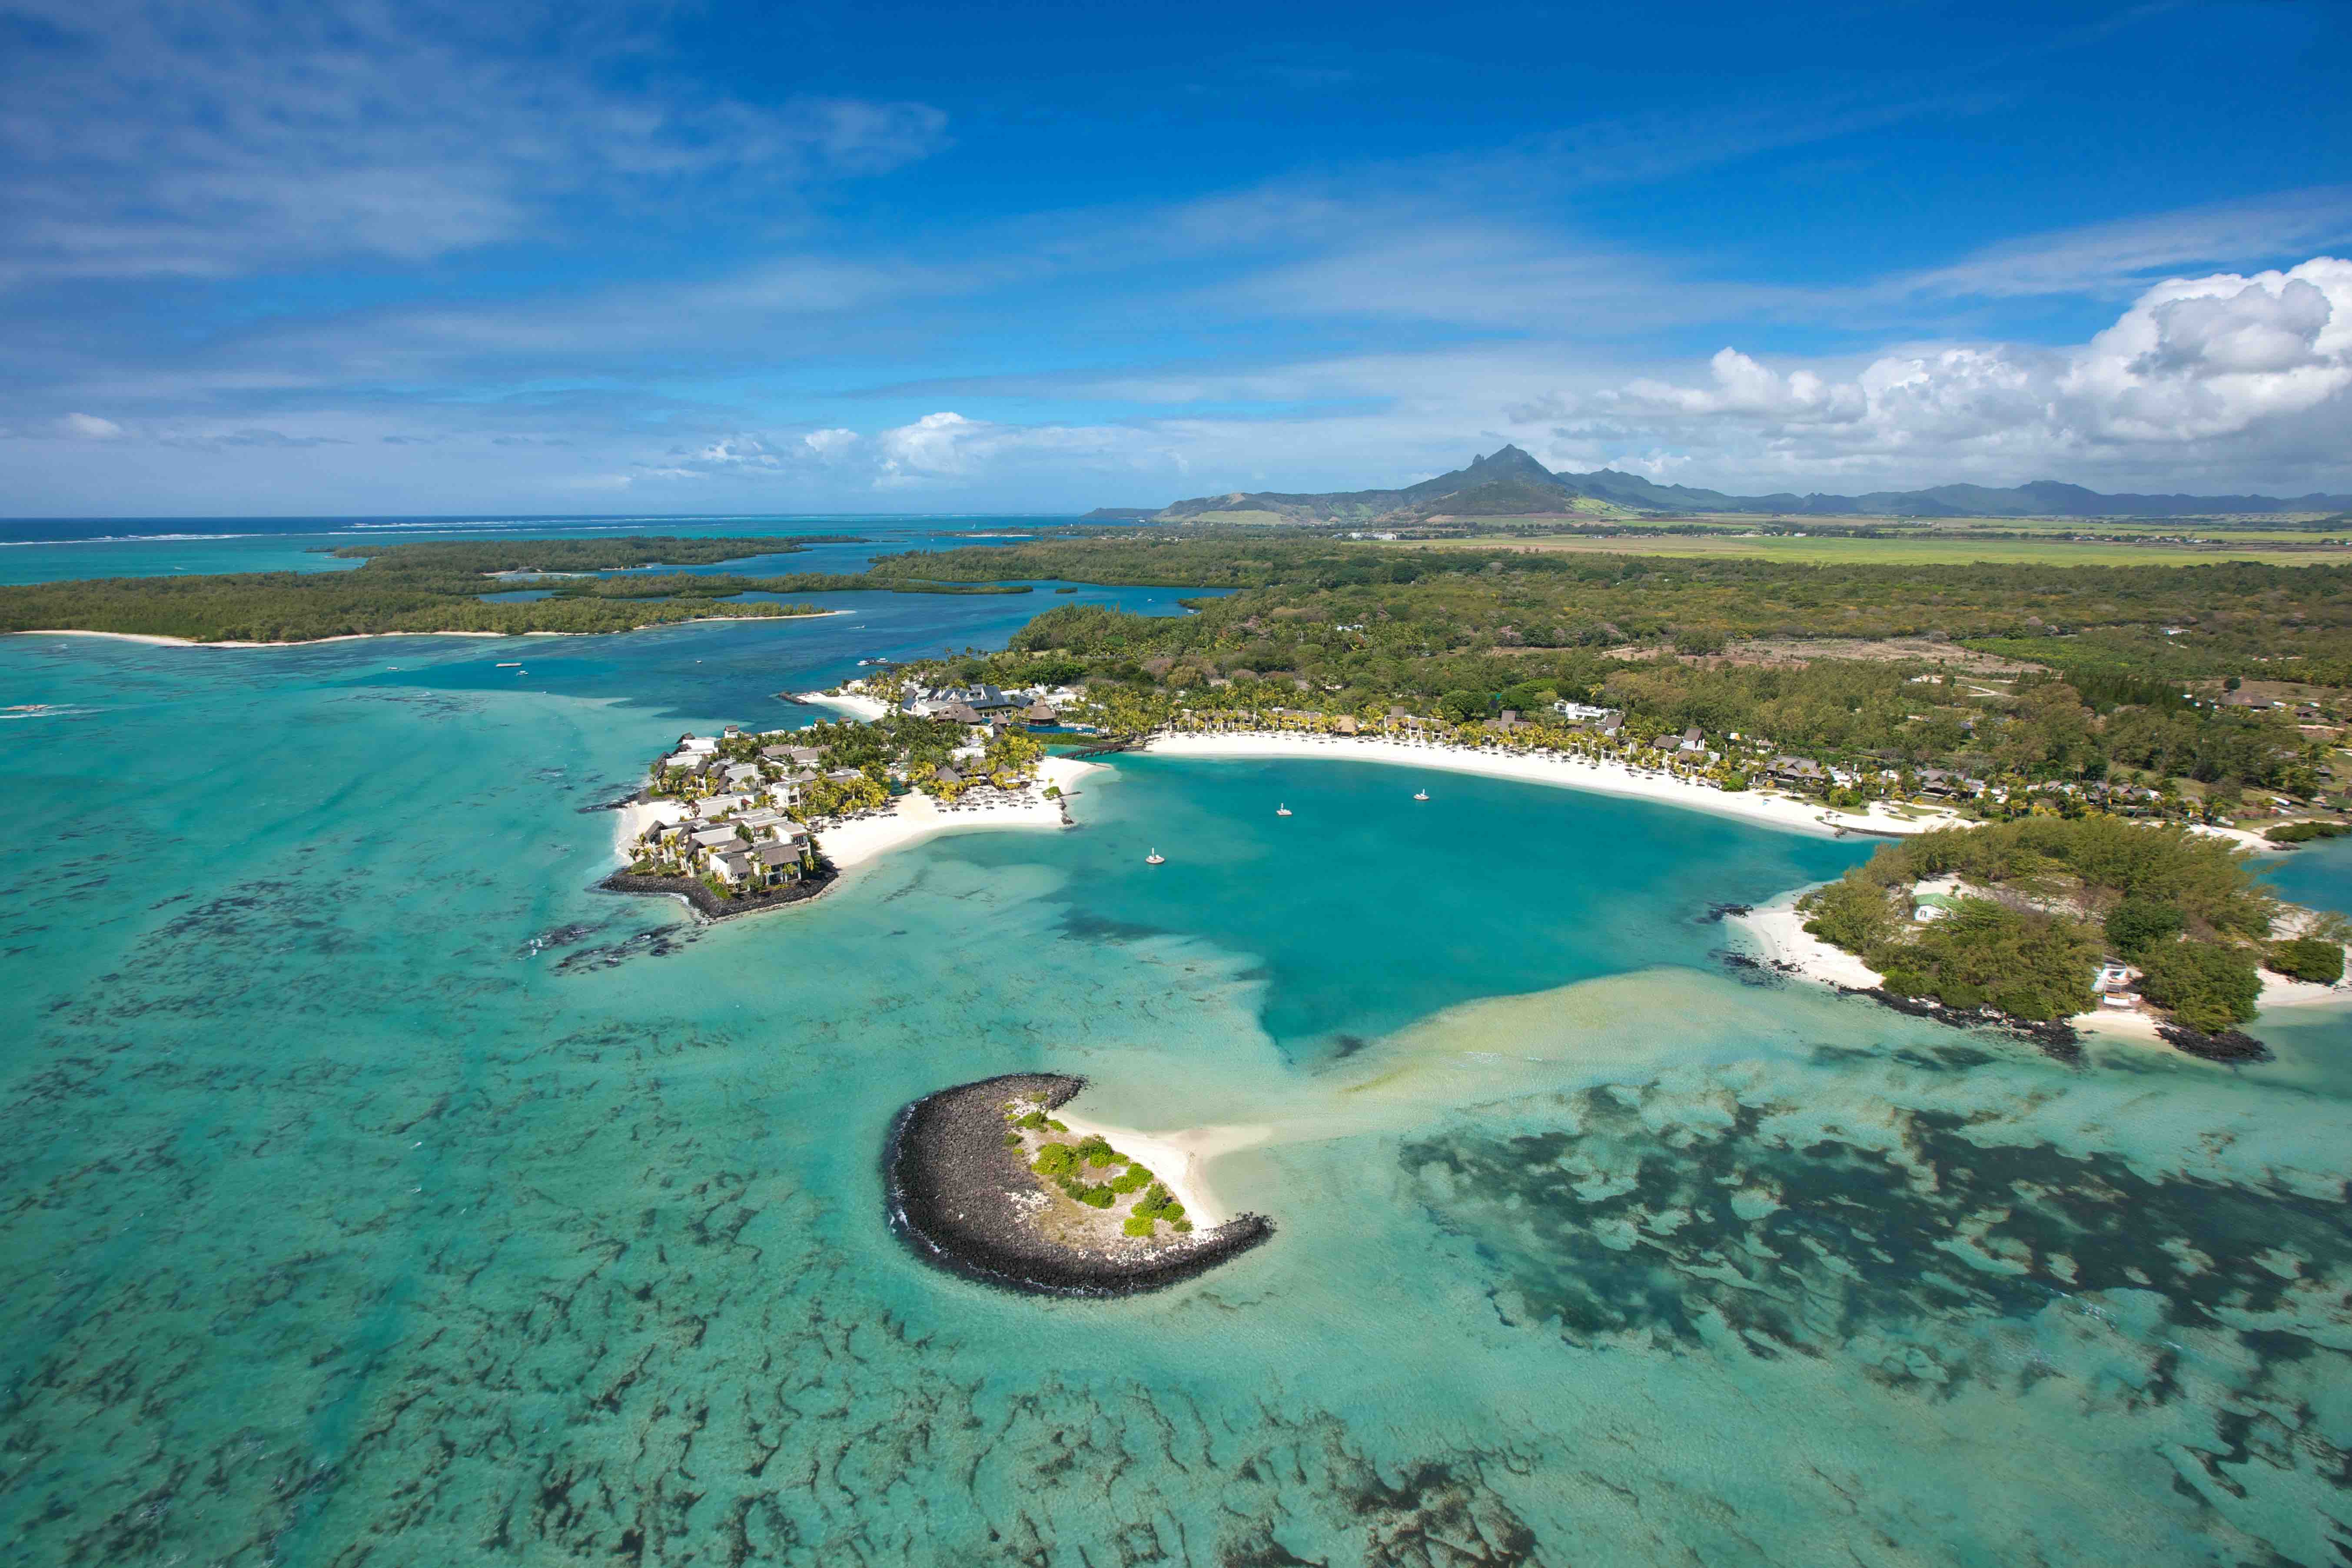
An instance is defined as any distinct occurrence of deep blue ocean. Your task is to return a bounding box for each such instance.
[4,517,2350,1565]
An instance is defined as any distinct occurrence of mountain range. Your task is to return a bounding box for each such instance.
[1088,447,2352,523]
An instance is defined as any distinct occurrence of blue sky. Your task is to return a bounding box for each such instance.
[4,0,2350,515]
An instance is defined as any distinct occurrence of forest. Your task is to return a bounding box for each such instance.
[0,533,1059,641]
[8,533,2350,810]
[1794,817,2340,1033]
[885,549,2345,803]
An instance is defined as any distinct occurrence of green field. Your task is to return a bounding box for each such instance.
[1397,528,2352,568]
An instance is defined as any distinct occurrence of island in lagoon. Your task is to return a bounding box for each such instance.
[885,1074,1273,1296]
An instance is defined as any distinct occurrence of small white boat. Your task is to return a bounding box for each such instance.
[1276,803,1292,816]
[1414,789,1429,801]
[497,661,520,667]
[1145,848,1165,865]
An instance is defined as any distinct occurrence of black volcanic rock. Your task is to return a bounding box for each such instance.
[884,1073,1274,1297]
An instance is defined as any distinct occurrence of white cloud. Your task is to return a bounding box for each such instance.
[2062,261,2352,440]
[1528,257,2352,485]
[876,412,987,480]
[56,412,125,439]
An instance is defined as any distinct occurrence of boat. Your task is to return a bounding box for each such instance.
[496,661,520,667]
[1276,803,1292,816]
[1414,789,1429,801]
[1145,848,1166,865]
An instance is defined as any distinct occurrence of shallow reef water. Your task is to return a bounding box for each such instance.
[3,617,2350,1566]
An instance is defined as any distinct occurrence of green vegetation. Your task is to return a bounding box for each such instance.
[2104,898,2186,959]
[0,533,1057,642]
[1800,817,2283,1027]
[1398,532,2352,568]
[24,528,2352,822]
[1005,1109,1193,1239]
[844,534,2352,809]
[2137,942,2264,1033]
[1873,901,2103,1020]
[2268,937,2347,985]
[2266,821,2351,844]
[319,536,862,570]
[0,535,851,641]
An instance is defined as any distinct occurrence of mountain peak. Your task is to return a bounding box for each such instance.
[1463,444,1556,479]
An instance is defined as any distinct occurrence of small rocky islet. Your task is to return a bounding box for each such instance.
[884,1073,1272,1297]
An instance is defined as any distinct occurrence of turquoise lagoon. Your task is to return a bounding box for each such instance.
[4,612,2352,1566]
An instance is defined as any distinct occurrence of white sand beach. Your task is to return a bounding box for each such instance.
[22,628,524,648]
[793,690,890,721]
[1141,730,1958,840]
[610,797,692,860]
[1043,1112,1266,1229]
[812,754,1100,870]
[1729,884,2352,1048]
[1725,892,1887,990]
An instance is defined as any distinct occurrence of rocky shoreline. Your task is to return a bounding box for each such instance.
[2156,1023,2273,1063]
[597,862,840,921]
[884,1073,1274,1298]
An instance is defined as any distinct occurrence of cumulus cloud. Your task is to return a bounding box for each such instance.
[1536,257,2352,483]
[876,412,986,479]
[56,412,125,439]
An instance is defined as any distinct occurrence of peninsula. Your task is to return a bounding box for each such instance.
[885,1074,1272,1296]
[604,684,1097,914]
[1731,817,2350,1060]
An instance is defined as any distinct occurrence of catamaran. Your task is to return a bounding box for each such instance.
[1276,803,1292,816]
[1145,848,1166,865]
[1414,789,1428,801]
